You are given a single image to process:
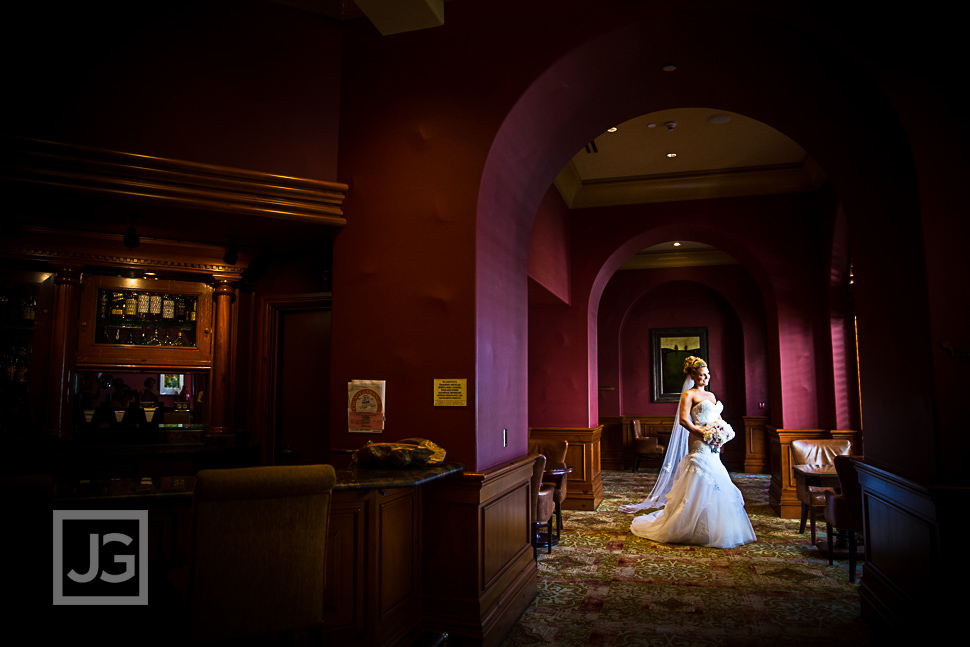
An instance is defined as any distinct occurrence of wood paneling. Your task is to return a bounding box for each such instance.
[422,456,537,647]
[599,416,673,472]
[529,426,603,510]
[323,489,366,635]
[742,416,769,473]
[599,416,625,470]
[323,486,421,647]
[855,460,970,634]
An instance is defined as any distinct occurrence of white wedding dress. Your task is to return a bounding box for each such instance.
[629,400,756,548]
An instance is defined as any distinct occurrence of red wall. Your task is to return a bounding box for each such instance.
[528,187,572,304]
[597,265,766,419]
[6,1,343,180]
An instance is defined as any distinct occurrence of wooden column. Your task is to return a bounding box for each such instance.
[208,279,235,435]
[46,266,82,438]
[529,426,604,510]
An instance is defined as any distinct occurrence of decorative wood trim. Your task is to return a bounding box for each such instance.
[529,426,604,511]
[1,136,348,226]
[0,227,250,280]
[421,455,537,647]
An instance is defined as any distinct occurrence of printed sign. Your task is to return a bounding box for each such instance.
[434,378,467,407]
[348,380,385,433]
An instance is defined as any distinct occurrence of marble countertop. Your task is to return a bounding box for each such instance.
[52,462,465,501]
[333,461,464,491]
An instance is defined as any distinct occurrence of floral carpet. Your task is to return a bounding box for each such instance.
[501,470,873,647]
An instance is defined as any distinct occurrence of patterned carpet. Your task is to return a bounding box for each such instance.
[501,470,873,647]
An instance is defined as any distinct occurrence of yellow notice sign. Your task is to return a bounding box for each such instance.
[434,379,467,407]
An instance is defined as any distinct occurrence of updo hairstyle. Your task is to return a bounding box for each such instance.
[683,356,708,376]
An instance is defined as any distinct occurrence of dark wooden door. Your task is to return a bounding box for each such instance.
[273,306,331,465]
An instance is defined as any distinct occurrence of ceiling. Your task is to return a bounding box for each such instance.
[554,107,825,270]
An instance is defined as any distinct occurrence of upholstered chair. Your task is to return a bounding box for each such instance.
[791,439,852,544]
[630,419,665,473]
[825,455,865,582]
[175,464,336,644]
[529,453,556,563]
[528,439,568,531]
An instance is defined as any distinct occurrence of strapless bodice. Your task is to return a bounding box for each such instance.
[691,399,722,426]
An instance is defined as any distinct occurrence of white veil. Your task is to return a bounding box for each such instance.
[619,375,694,513]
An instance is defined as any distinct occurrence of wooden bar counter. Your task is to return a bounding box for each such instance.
[51,461,464,646]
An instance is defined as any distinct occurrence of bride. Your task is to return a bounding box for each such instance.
[620,356,756,548]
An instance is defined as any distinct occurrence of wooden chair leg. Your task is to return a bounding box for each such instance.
[798,503,808,534]
[555,501,562,531]
[532,521,539,564]
[546,518,553,554]
[632,455,640,473]
[848,530,857,583]
[826,521,834,565]
[809,508,817,545]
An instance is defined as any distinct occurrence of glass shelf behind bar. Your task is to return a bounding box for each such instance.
[94,289,198,347]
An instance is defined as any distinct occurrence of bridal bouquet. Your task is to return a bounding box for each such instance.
[701,422,734,453]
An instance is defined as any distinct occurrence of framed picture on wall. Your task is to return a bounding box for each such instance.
[651,327,709,402]
[159,373,184,396]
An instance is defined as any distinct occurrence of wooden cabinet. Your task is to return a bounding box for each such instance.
[77,274,214,368]
[0,270,53,438]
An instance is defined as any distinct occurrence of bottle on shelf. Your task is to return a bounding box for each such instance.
[16,346,30,383]
[21,295,36,321]
[137,292,150,321]
[139,326,149,345]
[189,298,197,322]
[149,293,162,321]
[150,326,160,345]
[161,329,173,346]
[162,293,175,321]
[114,328,121,343]
[175,295,186,322]
[110,292,125,321]
[125,329,135,345]
[173,330,184,347]
[2,347,16,382]
[124,291,138,319]
[98,291,109,320]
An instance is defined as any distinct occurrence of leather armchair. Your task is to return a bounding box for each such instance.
[530,453,556,563]
[825,455,864,582]
[529,439,568,531]
[630,419,665,473]
[791,439,852,544]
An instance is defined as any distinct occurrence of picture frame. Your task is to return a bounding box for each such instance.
[651,327,709,402]
[159,373,184,396]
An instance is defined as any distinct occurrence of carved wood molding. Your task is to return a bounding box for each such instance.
[1,227,248,280]
[1,136,348,226]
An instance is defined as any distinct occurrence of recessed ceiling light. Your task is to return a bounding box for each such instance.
[708,114,731,124]
[673,242,682,247]
[662,64,677,72]
[667,153,677,158]
[647,123,657,128]
[607,127,617,133]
